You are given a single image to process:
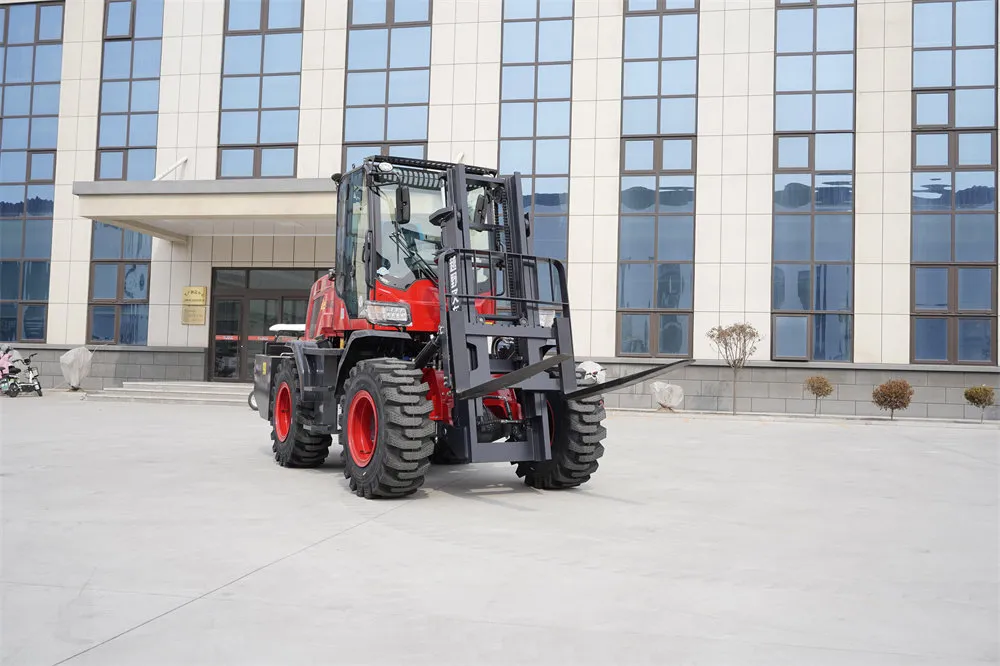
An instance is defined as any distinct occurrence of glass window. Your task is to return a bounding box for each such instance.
[814,264,852,312]
[259,110,299,143]
[268,0,302,29]
[128,114,158,146]
[814,133,853,171]
[533,178,568,213]
[539,0,573,18]
[955,0,996,47]
[954,172,996,210]
[388,70,429,104]
[7,4,36,44]
[99,115,128,148]
[352,0,386,24]
[659,97,696,134]
[346,71,387,106]
[348,28,388,69]
[538,20,572,62]
[624,140,654,171]
[618,263,654,309]
[622,98,658,135]
[119,304,149,345]
[99,152,125,180]
[263,33,302,73]
[954,48,995,87]
[955,214,996,262]
[778,136,810,169]
[536,64,570,99]
[31,85,59,115]
[29,154,54,181]
[912,172,952,211]
[775,94,813,132]
[621,176,657,214]
[957,133,993,166]
[915,267,949,310]
[624,16,659,59]
[92,264,119,299]
[130,80,160,113]
[912,214,952,262]
[21,304,45,340]
[773,264,811,310]
[33,44,62,82]
[776,9,813,53]
[661,59,697,96]
[0,220,23,258]
[816,7,854,52]
[503,22,536,63]
[501,102,534,137]
[915,133,949,167]
[661,14,697,58]
[0,153,27,183]
[773,316,808,358]
[224,35,263,75]
[134,0,165,38]
[776,55,813,92]
[814,174,852,212]
[957,318,992,361]
[657,216,694,261]
[534,139,569,174]
[22,261,49,300]
[915,92,950,126]
[344,107,385,142]
[222,77,260,109]
[502,66,535,100]
[390,27,430,68]
[220,149,255,177]
[89,305,116,341]
[385,106,428,141]
[913,3,952,49]
[620,314,650,354]
[536,101,570,136]
[958,268,993,310]
[662,139,693,171]
[499,140,533,173]
[0,264,18,299]
[220,111,259,144]
[658,314,690,355]
[955,89,996,128]
[3,85,31,116]
[813,314,852,361]
[774,173,812,211]
[658,175,694,212]
[624,61,659,97]
[6,46,35,84]
[261,75,301,108]
[395,0,430,22]
[815,93,853,131]
[132,40,162,79]
[126,150,156,181]
[23,220,50,258]
[914,317,948,361]
[814,214,852,261]
[913,50,952,88]
[229,0,263,30]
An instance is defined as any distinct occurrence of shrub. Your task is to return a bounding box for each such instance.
[964,385,996,423]
[706,322,762,415]
[804,375,834,416]
[871,379,913,420]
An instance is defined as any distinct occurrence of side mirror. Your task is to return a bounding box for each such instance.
[524,211,531,237]
[429,205,455,228]
[327,267,336,280]
[395,185,410,224]
[473,194,487,227]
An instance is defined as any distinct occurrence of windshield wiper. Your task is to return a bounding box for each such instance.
[389,226,438,285]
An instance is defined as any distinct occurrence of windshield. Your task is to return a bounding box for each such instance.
[373,172,494,288]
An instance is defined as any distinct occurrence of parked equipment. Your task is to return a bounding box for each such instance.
[253,155,690,498]
[249,324,306,410]
[0,347,43,397]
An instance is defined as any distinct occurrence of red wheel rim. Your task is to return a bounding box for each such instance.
[275,383,292,442]
[348,390,378,467]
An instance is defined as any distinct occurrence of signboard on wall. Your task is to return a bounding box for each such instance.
[181,286,208,326]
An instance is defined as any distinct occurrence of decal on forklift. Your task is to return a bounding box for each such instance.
[247,336,275,342]
[214,335,239,341]
[448,255,460,311]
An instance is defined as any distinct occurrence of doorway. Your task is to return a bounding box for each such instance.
[209,268,322,382]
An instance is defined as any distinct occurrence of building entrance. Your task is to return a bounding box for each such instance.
[209,268,324,382]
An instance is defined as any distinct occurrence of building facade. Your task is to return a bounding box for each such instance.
[1,0,997,417]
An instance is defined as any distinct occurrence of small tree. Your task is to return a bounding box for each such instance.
[964,385,996,423]
[804,375,834,416]
[872,379,913,420]
[706,322,762,415]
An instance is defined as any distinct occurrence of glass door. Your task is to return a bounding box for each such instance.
[245,298,279,381]
[212,299,242,381]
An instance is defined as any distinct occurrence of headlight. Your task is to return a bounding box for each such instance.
[362,301,412,326]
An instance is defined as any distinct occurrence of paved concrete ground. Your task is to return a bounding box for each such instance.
[1,396,997,666]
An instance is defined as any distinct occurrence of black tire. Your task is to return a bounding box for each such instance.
[516,394,607,490]
[271,362,332,468]
[34,382,42,397]
[248,390,257,411]
[340,358,435,499]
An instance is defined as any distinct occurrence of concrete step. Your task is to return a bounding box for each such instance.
[86,392,249,407]
[120,381,251,394]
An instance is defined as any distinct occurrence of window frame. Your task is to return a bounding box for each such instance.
[86,225,151,345]
[217,0,304,179]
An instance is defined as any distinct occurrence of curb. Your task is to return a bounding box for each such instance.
[607,407,1000,429]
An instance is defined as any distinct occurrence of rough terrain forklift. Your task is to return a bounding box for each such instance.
[253,155,689,498]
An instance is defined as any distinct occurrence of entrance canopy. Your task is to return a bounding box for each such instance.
[72,178,337,244]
